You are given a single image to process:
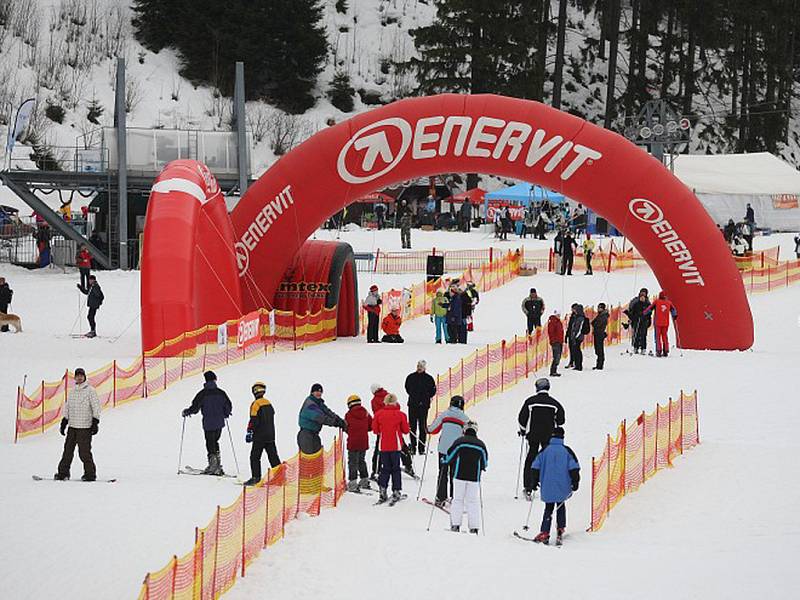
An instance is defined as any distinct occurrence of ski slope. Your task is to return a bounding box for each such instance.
[1,230,798,599]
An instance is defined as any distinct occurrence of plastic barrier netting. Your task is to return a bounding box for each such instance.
[741,258,800,293]
[589,391,700,532]
[137,436,345,600]
[14,307,338,442]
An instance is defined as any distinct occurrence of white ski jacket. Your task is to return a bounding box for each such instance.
[64,382,101,428]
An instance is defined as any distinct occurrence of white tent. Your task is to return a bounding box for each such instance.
[670,152,800,231]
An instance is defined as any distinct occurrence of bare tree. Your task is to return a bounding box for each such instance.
[125,75,144,114]
[265,110,314,155]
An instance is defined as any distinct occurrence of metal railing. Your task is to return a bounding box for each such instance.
[7,146,110,174]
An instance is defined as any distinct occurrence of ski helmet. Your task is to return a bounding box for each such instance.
[252,382,266,396]
[535,377,550,392]
[450,395,465,409]
[346,394,361,408]
[463,420,478,435]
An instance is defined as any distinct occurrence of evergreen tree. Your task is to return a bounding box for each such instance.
[328,71,355,112]
[131,0,180,53]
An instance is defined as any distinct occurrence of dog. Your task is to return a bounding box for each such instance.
[0,312,22,333]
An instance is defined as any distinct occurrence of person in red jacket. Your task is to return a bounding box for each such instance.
[369,383,416,481]
[381,307,404,343]
[372,393,410,503]
[547,311,565,377]
[76,244,92,289]
[345,394,373,493]
[644,291,678,357]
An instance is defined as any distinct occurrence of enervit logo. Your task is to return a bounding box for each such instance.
[628,198,664,224]
[337,118,412,184]
[336,115,602,185]
[237,311,260,348]
[234,242,250,276]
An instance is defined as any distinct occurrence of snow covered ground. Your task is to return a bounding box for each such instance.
[0,229,798,599]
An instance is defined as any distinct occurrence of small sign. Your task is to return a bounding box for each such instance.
[772,194,798,209]
[217,323,228,348]
[237,311,261,348]
[268,310,276,337]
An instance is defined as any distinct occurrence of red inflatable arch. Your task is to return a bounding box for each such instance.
[142,94,753,352]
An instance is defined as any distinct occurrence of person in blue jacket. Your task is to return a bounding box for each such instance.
[530,427,580,545]
[182,371,233,475]
[297,383,347,454]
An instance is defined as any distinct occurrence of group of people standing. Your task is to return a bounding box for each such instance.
[623,288,678,357]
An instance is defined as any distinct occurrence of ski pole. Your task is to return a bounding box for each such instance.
[225,419,240,477]
[425,494,438,532]
[522,490,536,531]
[177,416,186,475]
[479,479,486,536]
[514,435,525,499]
[416,439,431,501]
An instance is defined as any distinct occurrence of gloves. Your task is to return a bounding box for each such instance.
[430,315,434,322]
[60,418,68,436]
[90,418,99,436]
[571,481,579,491]
[182,408,191,418]
[518,429,526,437]
[245,431,253,443]
[532,483,539,491]
[337,418,348,431]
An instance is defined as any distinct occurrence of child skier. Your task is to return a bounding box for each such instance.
[371,393,410,504]
[427,395,469,507]
[643,291,678,357]
[243,382,281,486]
[344,394,373,492]
[444,420,488,534]
[182,371,233,475]
[530,427,580,545]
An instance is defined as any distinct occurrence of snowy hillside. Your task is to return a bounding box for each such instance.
[2,0,799,183]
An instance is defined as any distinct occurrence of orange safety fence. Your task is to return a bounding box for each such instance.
[137,436,345,600]
[15,307,338,442]
[359,248,523,336]
[741,258,800,293]
[429,304,626,418]
[371,248,492,273]
[589,390,700,532]
[548,239,635,273]
[733,246,781,271]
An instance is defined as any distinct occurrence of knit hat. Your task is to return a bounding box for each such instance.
[204,370,216,382]
[463,420,478,435]
[449,395,465,409]
[74,367,86,378]
[370,383,381,394]
[346,394,361,408]
[310,383,323,394]
[598,302,606,310]
[384,393,398,405]
[552,427,565,439]
[535,377,550,392]
[252,382,266,396]
[370,284,378,291]
[530,288,537,294]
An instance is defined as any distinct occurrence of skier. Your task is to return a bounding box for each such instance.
[591,303,609,370]
[428,395,469,507]
[547,310,564,377]
[582,233,595,275]
[182,371,233,475]
[644,291,678,357]
[530,427,580,545]
[553,229,564,274]
[344,394,373,492]
[625,288,652,354]
[370,384,415,479]
[464,282,479,332]
[362,284,382,343]
[243,382,280,486]
[297,383,347,454]
[518,378,565,500]
[521,288,545,334]
[381,307,404,343]
[445,283,465,344]
[404,360,436,454]
[522,208,534,239]
[430,290,450,343]
[565,304,590,371]
[795,234,800,259]
[55,367,101,481]
[399,202,412,249]
[77,275,104,338]
[76,244,92,289]
[445,420,488,534]
[0,276,12,332]
[372,393,410,504]
[561,231,578,275]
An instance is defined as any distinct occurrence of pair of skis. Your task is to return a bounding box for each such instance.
[374,493,408,507]
[32,475,116,483]
[513,530,564,547]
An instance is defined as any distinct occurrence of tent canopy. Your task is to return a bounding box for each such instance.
[450,187,486,205]
[484,183,565,205]
[671,152,800,195]
[352,191,395,204]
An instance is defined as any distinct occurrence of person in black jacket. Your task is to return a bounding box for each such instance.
[444,420,488,533]
[244,382,280,485]
[625,289,652,354]
[591,303,609,370]
[521,288,545,334]
[565,304,590,370]
[404,360,437,454]
[561,231,578,275]
[0,277,12,332]
[77,275,104,338]
[182,371,233,475]
[445,283,465,344]
[517,378,565,500]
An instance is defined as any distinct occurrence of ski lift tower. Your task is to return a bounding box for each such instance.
[621,99,692,171]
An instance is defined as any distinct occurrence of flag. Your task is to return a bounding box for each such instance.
[5,98,36,153]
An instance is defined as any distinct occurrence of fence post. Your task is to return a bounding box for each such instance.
[41,380,46,434]
[621,420,627,496]
[641,411,646,482]
[241,486,247,578]
[198,529,205,600]
[112,360,117,407]
[143,574,150,600]
[679,392,684,455]
[485,344,490,400]
[435,374,441,418]
[142,353,148,399]
[460,358,464,395]
[654,403,659,472]
[589,456,595,531]
[333,435,339,508]
[606,434,611,517]
[525,332,530,378]
[211,506,220,598]
[373,247,380,273]
[448,367,452,394]
[170,555,177,600]
[695,390,700,444]
[667,397,672,464]
[501,340,506,392]
[513,335,518,385]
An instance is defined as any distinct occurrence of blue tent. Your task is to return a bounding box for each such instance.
[484,183,566,205]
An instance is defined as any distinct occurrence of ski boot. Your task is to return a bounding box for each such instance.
[243,477,260,486]
[81,474,96,482]
[404,465,416,478]
[202,453,214,475]
[53,472,69,481]
[470,529,479,535]
[391,490,402,502]
[555,528,564,546]
[450,525,460,532]
[85,331,97,338]
[378,487,388,503]
[347,480,360,493]
[358,477,372,491]
[533,532,550,545]
[209,452,225,476]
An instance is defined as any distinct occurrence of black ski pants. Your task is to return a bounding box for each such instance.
[633,321,649,351]
[347,449,369,481]
[0,301,8,332]
[57,427,96,479]
[205,429,222,454]
[379,451,402,491]
[372,436,413,475]
[297,429,322,454]
[436,452,455,502]
[250,439,280,481]
[550,342,562,375]
[568,339,583,370]
[79,267,90,289]
[87,307,97,333]
[594,333,606,369]
[526,313,542,335]
[540,502,567,533]
[366,312,379,343]
[523,432,551,492]
[562,253,574,275]
[408,401,430,453]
